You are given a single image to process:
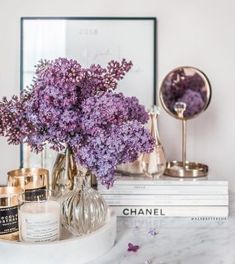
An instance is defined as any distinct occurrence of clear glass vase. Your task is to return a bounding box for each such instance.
[60,170,108,236]
[142,106,167,177]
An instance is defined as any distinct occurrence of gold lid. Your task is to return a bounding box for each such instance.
[0,185,23,207]
[8,168,49,190]
[0,186,23,196]
[7,168,49,178]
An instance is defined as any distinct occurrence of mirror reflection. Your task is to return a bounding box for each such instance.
[160,67,211,119]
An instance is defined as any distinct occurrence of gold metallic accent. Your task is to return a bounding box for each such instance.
[51,147,94,194]
[0,186,23,241]
[142,106,166,178]
[51,147,78,194]
[8,168,49,191]
[174,102,187,168]
[0,186,22,205]
[159,66,211,178]
[164,161,208,177]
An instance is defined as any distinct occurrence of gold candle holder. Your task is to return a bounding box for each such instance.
[0,186,23,241]
[8,168,49,201]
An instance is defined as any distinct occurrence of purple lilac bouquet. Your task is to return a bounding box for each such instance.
[0,58,154,187]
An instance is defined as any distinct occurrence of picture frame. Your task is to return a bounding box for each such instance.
[20,16,157,170]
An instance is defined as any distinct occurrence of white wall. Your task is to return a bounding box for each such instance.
[0,0,234,185]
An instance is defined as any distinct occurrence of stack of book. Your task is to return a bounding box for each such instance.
[98,176,229,217]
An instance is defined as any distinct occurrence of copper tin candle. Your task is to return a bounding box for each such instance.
[0,186,23,241]
[8,168,49,201]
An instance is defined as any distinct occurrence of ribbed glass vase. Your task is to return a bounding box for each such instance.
[60,172,108,236]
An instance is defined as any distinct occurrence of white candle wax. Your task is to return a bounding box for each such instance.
[19,200,60,243]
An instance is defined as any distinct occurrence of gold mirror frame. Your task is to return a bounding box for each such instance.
[159,66,212,178]
[160,66,212,120]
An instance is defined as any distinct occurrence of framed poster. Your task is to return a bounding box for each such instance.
[20,17,157,171]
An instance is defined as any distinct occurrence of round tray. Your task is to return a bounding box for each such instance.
[0,209,116,264]
[164,161,208,178]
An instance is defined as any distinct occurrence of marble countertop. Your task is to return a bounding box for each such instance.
[90,193,235,264]
[1,193,233,264]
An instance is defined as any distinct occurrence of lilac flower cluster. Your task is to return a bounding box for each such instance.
[0,58,154,187]
[0,95,35,145]
[76,121,154,186]
[80,91,149,136]
[162,68,207,118]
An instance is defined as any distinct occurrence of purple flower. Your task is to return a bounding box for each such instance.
[75,121,154,187]
[180,89,204,117]
[0,58,154,187]
[80,91,148,136]
[148,228,158,236]
[127,243,140,252]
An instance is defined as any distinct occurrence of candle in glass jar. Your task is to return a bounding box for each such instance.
[19,200,60,242]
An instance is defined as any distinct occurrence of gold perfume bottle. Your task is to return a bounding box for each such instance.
[142,106,166,177]
[8,168,49,201]
[0,186,23,241]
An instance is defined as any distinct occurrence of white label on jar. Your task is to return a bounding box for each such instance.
[19,201,60,242]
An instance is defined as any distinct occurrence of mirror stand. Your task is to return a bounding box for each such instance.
[165,114,208,178]
[160,66,211,178]
[164,121,208,178]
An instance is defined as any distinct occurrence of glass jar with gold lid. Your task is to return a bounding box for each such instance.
[8,168,49,201]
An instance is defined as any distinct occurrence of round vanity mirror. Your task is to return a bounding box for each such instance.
[159,66,212,178]
[160,66,211,120]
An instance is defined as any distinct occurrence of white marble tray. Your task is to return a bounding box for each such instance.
[0,209,116,264]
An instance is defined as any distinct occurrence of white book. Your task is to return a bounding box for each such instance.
[102,194,228,200]
[110,176,228,187]
[104,199,229,206]
[99,185,228,195]
[113,206,229,217]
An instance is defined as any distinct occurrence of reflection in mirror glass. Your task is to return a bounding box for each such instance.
[160,67,211,119]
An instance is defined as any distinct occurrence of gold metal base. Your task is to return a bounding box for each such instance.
[164,161,208,178]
